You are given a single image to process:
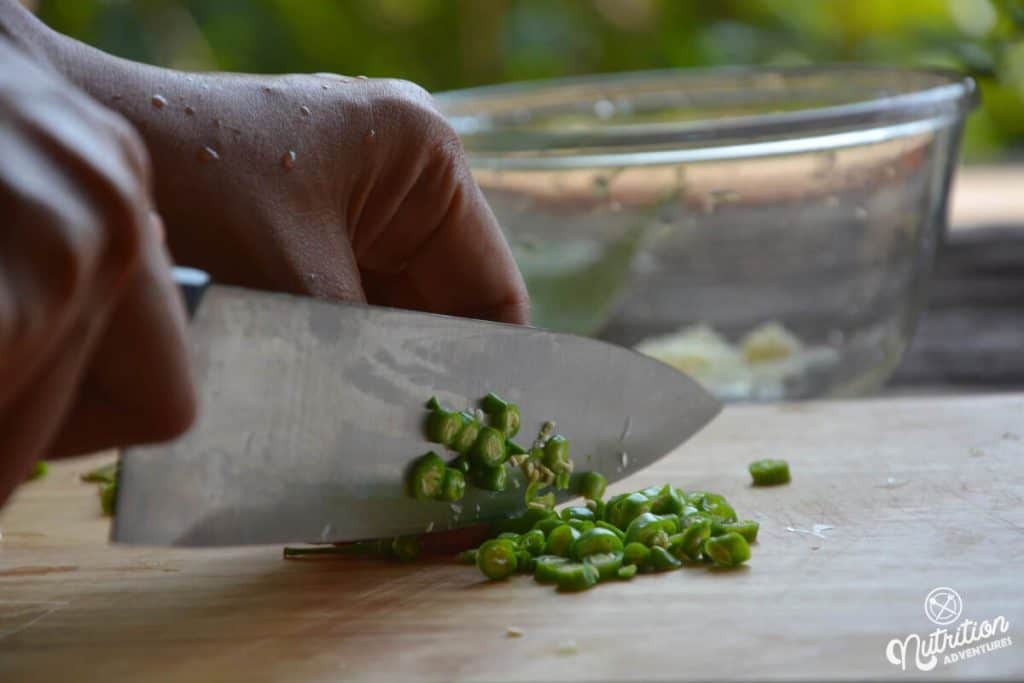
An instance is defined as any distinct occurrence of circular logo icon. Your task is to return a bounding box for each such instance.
[925,587,963,626]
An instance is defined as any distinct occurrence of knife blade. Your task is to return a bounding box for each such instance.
[113,282,720,547]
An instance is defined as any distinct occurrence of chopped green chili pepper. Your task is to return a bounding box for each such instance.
[605,492,653,530]
[497,532,521,541]
[476,539,519,580]
[471,427,508,467]
[528,492,556,511]
[99,481,117,516]
[625,512,677,547]
[408,452,446,501]
[668,520,710,561]
[560,506,595,523]
[516,550,536,573]
[439,468,466,502]
[749,459,790,486]
[426,408,463,446]
[452,419,481,455]
[532,517,565,536]
[456,549,478,565]
[570,527,624,560]
[565,519,594,533]
[544,525,581,557]
[519,529,547,556]
[650,484,685,516]
[576,471,607,500]
[649,545,682,571]
[585,498,605,520]
[543,435,570,472]
[616,564,638,580]
[595,520,625,541]
[534,555,570,584]
[473,464,508,492]
[583,551,623,580]
[623,542,650,568]
[391,535,420,562]
[555,562,600,591]
[693,492,737,522]
[27,460,48,481]
[481,393,508,414]
[555,470,571,490]
[717,520,760,543]
[491,404,521,439]
[507,440,527,456]
[703,531,751,567]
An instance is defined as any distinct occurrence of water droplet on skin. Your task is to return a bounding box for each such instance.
[184,106,195,116]
[151,94,167,109]
[281,150,296,170]
[363,129,376,144]
[197,146,220,164]
[300,105,311,116]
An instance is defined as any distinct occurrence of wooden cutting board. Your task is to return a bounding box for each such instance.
[1,394,1022,682]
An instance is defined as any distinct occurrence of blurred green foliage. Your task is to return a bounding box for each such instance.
[35,0,1024,160]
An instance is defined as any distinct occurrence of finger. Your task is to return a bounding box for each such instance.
[48,216,196,458]
[358,151,529,324]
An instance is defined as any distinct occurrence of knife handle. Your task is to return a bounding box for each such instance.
[171,266,211,319]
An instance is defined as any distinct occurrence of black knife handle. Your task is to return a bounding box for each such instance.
[171,266,211,319]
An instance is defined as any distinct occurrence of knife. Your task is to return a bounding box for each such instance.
[112,268,720,547]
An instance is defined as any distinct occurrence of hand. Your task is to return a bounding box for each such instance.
[0,40,194,505]
[82,72,531,324]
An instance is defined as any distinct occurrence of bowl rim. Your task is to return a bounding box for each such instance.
[435,65,978,163]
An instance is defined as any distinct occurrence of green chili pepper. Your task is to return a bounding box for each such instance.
[560,506,596,523]
[99,481,117,516]
[555,562,600,591]
[507,440,527,456]
[703,532,751,567]
[717,520,759,543]
[452,419,481,455]
[565,519,595,533]
[471,427,508,467]
[693,492,737,522]
[408,452,446,500]
[649,545,682,571]
[555,470,571,490]
[624,512,677,547]
[473,464,508,492]
[749,459,790,486]
[585,498,605,520]
[391,535,420,562]
[439,468,466,502]
[544,525,581,557]
[534,555,570,584]
[583,551,623,580]
[456,549,478,565]
[27,460,48,481]
[532,517,565,536]
[519,529,547,556]
[623,542,650,568]
[516,550,535,573]
[449,455,471,474]
[616,564,638,580]
[570,527,624,560]
[668,520,710,561]
[543,435,570,472]
[481,393,508,414]
[528,492,556,510]
[650,484,685,516]
[426,396,442,411]
[476,539,519,580]
[576,471,607,500]
[491,404,521,439]
[497,532,521,542]
[426,408,464,446]
[605,492,653,530]
[595,520,625,541]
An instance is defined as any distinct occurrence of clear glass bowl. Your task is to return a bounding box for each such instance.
[436,67,977,401]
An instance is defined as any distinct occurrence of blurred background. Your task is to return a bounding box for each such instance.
[27,0,1023,399]
[27,0,1024,162]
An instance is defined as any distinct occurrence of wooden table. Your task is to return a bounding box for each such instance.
[2,394,1022,681]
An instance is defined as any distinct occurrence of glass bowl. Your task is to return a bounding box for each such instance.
[435,66,977,401]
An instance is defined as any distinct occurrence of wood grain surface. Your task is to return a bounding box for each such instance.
[1,394,1022,682]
